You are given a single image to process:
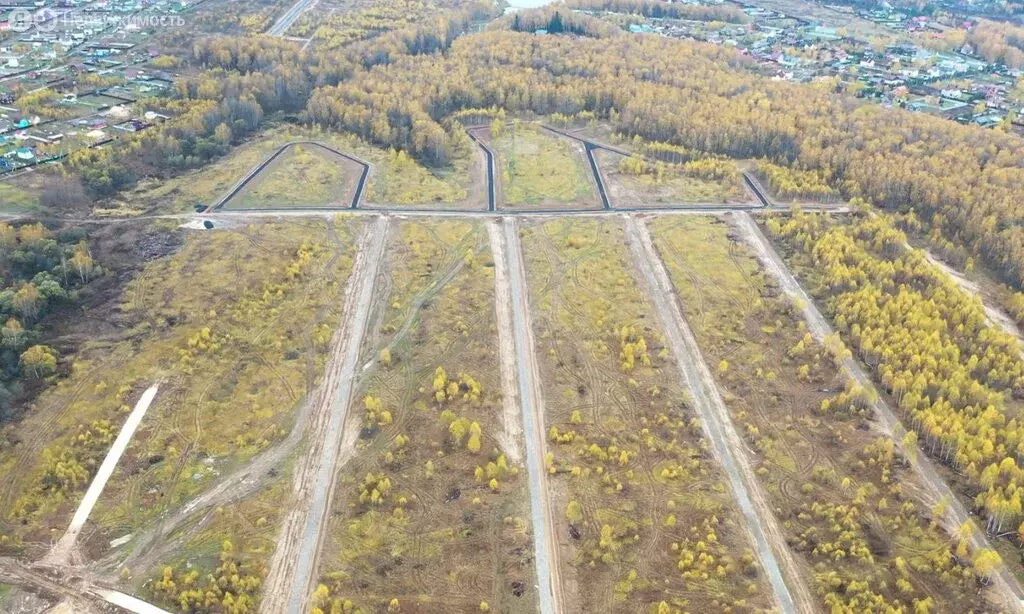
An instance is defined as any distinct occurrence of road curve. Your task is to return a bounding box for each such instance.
[466,128,497,212]
[625,214,813,614]
[734,211,1024,610]
[500,217,564,614]
[260,215,390,614]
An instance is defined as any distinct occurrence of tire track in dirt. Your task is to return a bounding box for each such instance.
[260,214,390,614]
[624,214,813,614]
[499,217,564,614]
[734,211,1024,610]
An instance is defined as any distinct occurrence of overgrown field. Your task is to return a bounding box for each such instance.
[488,123,597,209]
[145,464,297,612]
[0,182,41,212]
[650,215,991,611]
[0,218,360,578]
[313,220,536,613]
[108,126,478,214]
[521,218,774,613]
[595,150,746,206]
[226,143,360,209]
[766,210,1024,587]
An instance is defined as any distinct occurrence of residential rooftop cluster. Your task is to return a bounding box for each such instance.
[0,0,186,172]
[597,0,1024,133]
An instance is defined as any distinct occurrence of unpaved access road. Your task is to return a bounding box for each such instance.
[735,211,1024,610]
[912,242,1024,353]
[260,215,390,614]
[46,384,160,567]
[499,217,564,614]
[625,214,814,614]
[488,220,524,464]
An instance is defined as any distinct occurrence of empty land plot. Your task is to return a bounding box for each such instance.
[650,215,993,612]
[115,126,479,214]
[312,220,537,613]
[360,134,485,209]
[0,182,39,213]
[594,150,747,207]
[520,218,774,613]
[110,134,297,214]
[0,218,359,569]
[764,211,1024,589]
[141,463,296,612]
[487,124,599,210]
[290,129,481,208]
[225,144,362,210]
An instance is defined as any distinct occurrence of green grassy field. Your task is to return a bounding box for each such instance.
[491,124,595,207]
[227,144,354,209]
[0,182,40,212]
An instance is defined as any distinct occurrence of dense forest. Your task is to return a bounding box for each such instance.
[770,211,1024,543]
[0,223,99,421]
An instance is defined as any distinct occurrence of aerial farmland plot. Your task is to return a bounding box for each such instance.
[309,219,537,613]
[518,217,776,613]
[481,123,600,211]
[648,215,998,611]
[0,217,361,609]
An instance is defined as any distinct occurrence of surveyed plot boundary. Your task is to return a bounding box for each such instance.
[734,211,1024,610]
[206,141,369,212]
[625,214,815,614]
[260,215,390,614]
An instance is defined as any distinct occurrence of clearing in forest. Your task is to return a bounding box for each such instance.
[485,123,599,210]
[519,217,775,613]
[649,215,999,611]
[0,218,361,612]
[226,143,363,210]
[594,150,747,206]
[311,220,537,613]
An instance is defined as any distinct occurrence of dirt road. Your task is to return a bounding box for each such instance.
[625,215,814,614]
[500,217,564,614]
[260,215,390,614]
[46,384,160,567]
[735,211,1024,610]
[488,221,524,464]
[913,243,1024,351]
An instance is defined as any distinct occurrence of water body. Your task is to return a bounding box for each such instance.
[504,0,556,11]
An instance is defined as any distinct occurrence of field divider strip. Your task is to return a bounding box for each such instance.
[260,215,390,614]
[44,383,160,566]
[625,214,810,614]
[501,216,563,614]
[734,211,1024,608]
